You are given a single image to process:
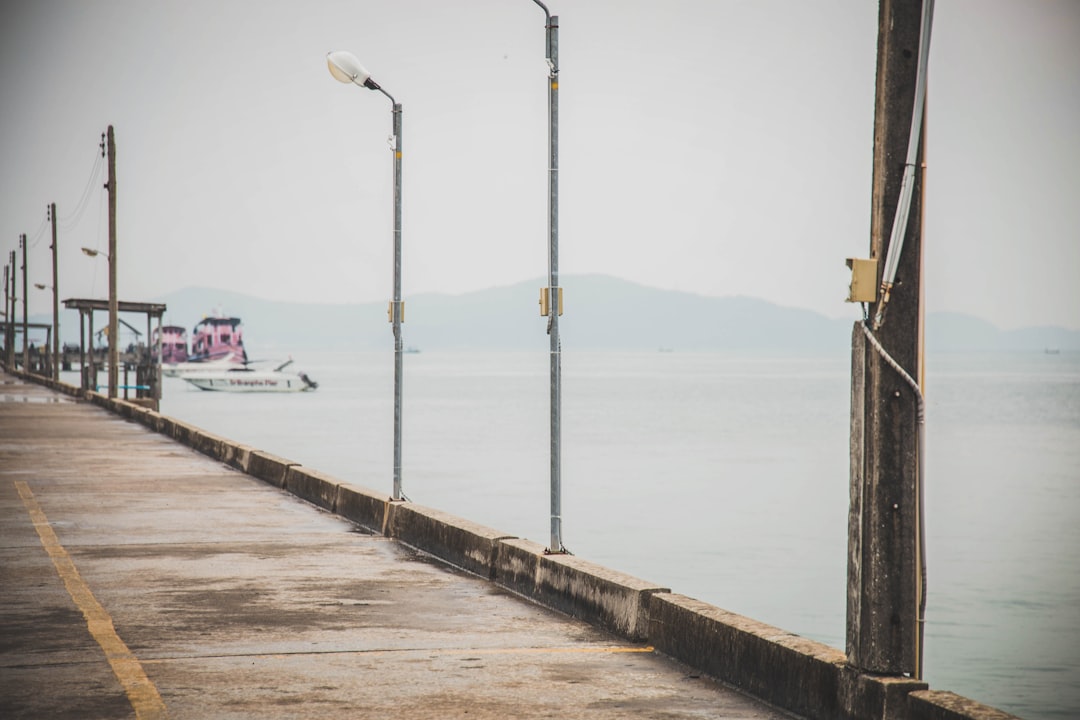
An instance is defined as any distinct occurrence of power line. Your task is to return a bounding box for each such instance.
[58,148,105,231]
[26,215,48,248]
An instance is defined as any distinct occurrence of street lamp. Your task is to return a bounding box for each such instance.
[81,246,117,398]
[327,50,406,502]
[529,0,565,554]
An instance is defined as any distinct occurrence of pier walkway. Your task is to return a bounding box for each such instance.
[0,371,788,719]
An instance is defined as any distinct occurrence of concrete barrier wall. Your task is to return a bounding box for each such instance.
[906,691,1022,720]
[8,367,1019,720]
[336,483,391,533]
[492,537,545,597]
[387,503,512,579]
[841,669,932,720]
[489,538,668,642]
[242,450,298,488]
[650,592,849,719]
[284,466,340,513]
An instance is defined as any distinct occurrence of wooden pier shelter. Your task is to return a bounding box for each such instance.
[63,298,166,410]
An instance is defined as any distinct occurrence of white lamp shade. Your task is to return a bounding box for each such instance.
[327,50,371,86]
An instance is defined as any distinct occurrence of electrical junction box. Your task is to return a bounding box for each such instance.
[846,258,878,303]
[539,287,563,316]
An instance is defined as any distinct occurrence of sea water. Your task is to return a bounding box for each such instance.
[150,349,1079,720]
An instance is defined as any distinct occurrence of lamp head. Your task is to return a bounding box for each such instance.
[34,283,47,290]
[327,50,381,90]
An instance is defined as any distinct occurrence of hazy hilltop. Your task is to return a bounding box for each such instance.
[145,275,1079,355]
[151,275,855,354]
[34,275,1079,354]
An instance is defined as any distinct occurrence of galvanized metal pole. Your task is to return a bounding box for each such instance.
[391,101,404,502]
[50,203,59,381]
[534,0,564,554]
[106,125,119,399]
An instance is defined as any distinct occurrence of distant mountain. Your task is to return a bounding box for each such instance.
[21,275,1080,354]
[926,312,1080,352]
[148,276,854,354]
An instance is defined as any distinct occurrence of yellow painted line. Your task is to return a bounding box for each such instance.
[461,645,654,655]
[15,481,168,720]
[140,645,655,665]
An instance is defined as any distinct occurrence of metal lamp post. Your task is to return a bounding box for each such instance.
[530,0,564,554]
[81,246,116,397]
[327,50,406,502]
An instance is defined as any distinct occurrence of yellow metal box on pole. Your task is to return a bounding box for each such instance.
[846,258,878,303]
[539,287,563,316]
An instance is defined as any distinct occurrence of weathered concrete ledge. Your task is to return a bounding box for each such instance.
[242,449,299,488]
[490,538,668,642]
[136,408,164,433]
[840,667,930,720]
[650,592,849,719]
[387,503,513,579]
[284,466,341,513]
[335,482,391,533]
[3,367,1022,720]
[906,691,1022,720]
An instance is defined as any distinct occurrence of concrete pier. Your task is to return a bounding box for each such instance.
[0,371,785,719]
[0,369,1020,719]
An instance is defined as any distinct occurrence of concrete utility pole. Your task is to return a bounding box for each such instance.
[21,234,28,371]
[50,203,59,380]
[847,0,927,678]
[106,126,118,399]
[2,263,8,363]
[6,250,14,366]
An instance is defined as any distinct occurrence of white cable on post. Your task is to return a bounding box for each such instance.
[874,0,935,330]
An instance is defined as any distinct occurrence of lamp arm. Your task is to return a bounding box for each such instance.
[377,86,396,106]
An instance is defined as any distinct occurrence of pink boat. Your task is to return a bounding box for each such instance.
[154,325,189,364]
[190,315,247,363]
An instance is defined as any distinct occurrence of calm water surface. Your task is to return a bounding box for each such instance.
[148,349,1079,720]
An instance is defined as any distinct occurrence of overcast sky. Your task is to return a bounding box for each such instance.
[1,0,1078,330]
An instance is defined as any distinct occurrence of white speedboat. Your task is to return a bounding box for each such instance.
[182,359,318,393]
[163,352,246,378]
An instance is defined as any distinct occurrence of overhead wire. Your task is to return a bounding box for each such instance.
[26,215,48,248]
[59,149,105,232]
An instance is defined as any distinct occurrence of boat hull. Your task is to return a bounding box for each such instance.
[182,371,316,393]
[163,356,245,378]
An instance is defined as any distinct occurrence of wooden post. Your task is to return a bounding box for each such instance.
[846,0,926,677]
[79,309,87,390]
[50,203,60,381]
[106,125,119,399]
[21,234,28,371]
[7,250,15,366]
[88,310,95,391]
[2,262,8,364]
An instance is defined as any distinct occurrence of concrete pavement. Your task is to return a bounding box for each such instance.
[0,371,788,719]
